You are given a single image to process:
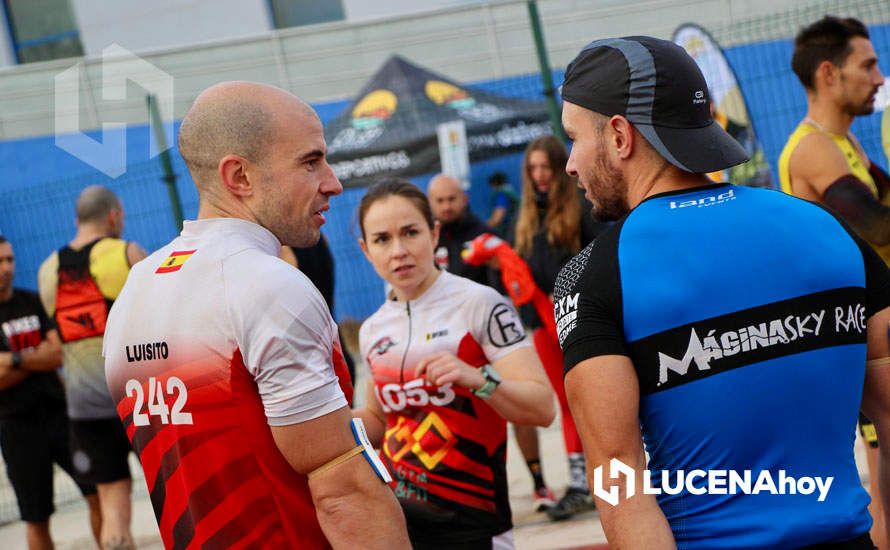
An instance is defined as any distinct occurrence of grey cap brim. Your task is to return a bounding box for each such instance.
[636,119,749,174]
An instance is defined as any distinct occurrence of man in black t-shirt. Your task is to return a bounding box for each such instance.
[0,236,100,549]
[427,173,494,286]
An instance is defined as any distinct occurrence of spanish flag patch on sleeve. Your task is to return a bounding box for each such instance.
[155,250,197,274]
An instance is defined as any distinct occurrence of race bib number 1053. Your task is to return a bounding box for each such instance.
[375,379,455,412]
[125,376,193,426]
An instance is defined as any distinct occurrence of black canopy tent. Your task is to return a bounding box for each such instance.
[325,55,552,188]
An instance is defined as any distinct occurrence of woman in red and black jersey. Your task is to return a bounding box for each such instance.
[354,180,554,550]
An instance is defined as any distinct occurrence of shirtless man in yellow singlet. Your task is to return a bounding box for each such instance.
[779,16,888,547]
[779,16,888,236]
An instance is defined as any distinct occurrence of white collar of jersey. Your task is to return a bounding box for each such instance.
[385,270,454,308]
[181,218,281,256]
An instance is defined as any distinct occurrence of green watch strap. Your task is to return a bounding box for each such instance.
[473,379,497,399]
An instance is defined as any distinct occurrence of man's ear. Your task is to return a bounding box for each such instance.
[108,208,123,234]
[816,60,839,88]
[609,115,635,160]
[219,155,255,198]
[430,220,441,249]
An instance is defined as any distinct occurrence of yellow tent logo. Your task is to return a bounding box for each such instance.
[352,89,397,129]
[425,80,475,109]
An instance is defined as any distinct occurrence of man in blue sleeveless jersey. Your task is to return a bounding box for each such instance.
[554,36,890,549]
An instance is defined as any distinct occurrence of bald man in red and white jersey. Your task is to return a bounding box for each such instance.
[103,81,409,550]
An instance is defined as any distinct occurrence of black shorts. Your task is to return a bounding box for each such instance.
[69,417,132,484]
[859,412,879,449]
[0,408,96,522]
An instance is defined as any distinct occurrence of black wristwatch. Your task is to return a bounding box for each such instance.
[10,352,22,370]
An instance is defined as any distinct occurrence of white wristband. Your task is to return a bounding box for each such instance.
[351,418,393,483]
